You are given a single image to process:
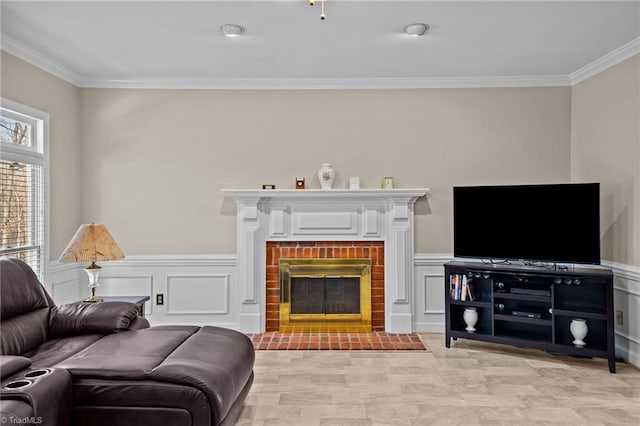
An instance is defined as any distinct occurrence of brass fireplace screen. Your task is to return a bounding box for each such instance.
[279,258,372,332]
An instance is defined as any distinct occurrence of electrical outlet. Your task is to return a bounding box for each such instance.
[616,310,623,326]
[156,294,164,305]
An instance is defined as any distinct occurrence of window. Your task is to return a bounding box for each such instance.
[0,99,49,281]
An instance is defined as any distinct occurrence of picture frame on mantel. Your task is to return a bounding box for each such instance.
[349,177,360,190]
[382,177,394,189]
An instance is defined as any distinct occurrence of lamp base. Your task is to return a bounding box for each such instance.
[85,263,103,303]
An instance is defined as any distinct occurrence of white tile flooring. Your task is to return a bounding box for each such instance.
[237,333,640,425]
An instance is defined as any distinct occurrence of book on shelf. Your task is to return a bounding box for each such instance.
[450,274,474,301]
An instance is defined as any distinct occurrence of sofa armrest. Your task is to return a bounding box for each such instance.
[129,316,151,330]
[0,356,31,380]
[49,302,141,337]
[0,368,72,426]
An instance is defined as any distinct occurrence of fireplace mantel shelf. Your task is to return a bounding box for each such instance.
[223,188,429,202]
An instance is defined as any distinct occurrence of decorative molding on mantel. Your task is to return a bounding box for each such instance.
[223,188,429,202]
[224,187,429,333]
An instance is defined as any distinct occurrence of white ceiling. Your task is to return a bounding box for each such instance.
[1,1,639,89]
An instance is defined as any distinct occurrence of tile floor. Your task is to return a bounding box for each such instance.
[237,333,640,425]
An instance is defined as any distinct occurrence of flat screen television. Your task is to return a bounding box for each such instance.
[453,183,601,265]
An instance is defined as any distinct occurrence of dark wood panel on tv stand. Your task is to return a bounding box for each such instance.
[444,261,616,373]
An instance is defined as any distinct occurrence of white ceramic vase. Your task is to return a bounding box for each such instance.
[570,318,588,348]
[463,307,478,332]
[318,163,335,190]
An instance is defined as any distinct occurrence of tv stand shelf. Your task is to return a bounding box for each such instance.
[444,261,616,373]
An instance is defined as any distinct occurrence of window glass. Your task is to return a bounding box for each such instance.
[0,101,47,280]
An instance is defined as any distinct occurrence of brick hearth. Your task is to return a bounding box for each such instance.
[266,241,385,332]
[248,332,426,350]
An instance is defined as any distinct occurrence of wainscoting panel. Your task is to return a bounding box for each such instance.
[413,255,449,333]
[99,275,154,315]
[166,274,229,315]
[48,262,83,305]
[95,255,239,329]
[423,274,446,314]
[605,261,640,367]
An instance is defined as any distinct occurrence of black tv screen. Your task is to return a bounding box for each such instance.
[453,183,601,265]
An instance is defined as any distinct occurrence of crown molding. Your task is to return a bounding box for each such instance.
[1,31,636,90]
[0,33,570,89]
[1,35,82,86]
[76,75,571,89]
[569,37,640,85]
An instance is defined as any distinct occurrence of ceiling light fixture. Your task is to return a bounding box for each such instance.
[404,23,429,37]
[221,24,245,38]
[309,0,327,20]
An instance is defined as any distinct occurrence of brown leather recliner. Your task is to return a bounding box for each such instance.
[0,258,255,426]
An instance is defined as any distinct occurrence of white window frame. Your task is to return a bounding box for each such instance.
[0,98,50,282]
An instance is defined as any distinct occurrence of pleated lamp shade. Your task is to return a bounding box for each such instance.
[59,224,124,264]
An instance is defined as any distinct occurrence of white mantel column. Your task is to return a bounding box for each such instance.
[235,196,265,333]
[385,196,418,333]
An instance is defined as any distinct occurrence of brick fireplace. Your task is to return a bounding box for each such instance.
[266,241,385,332]
[224,188,428,333]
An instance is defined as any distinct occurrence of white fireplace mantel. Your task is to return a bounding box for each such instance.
[223,188,429,333]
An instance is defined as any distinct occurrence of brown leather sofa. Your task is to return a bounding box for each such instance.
[0,258,254,426]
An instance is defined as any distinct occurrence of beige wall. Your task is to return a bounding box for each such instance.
[1,52,81,260]
[0,49,575,257]
[79,87,571,255]
[571,55,640,267]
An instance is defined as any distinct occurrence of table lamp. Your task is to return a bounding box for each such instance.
[59,223,124,302]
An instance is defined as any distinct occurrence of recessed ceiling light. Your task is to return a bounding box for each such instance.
[221,24,245,38]
[404,23,429,37]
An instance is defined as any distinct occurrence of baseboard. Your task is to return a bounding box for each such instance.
[414,321,445,333]
[616,333,640,368]
[239,313,262,334]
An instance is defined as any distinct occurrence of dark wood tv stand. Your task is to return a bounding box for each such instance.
[444,261,616,373]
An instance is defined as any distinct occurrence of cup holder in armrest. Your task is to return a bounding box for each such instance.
[23,368,51,379]
[3,379,32,390]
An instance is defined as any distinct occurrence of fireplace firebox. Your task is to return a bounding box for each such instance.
[279,258,372,332]
[291,277,360,315]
